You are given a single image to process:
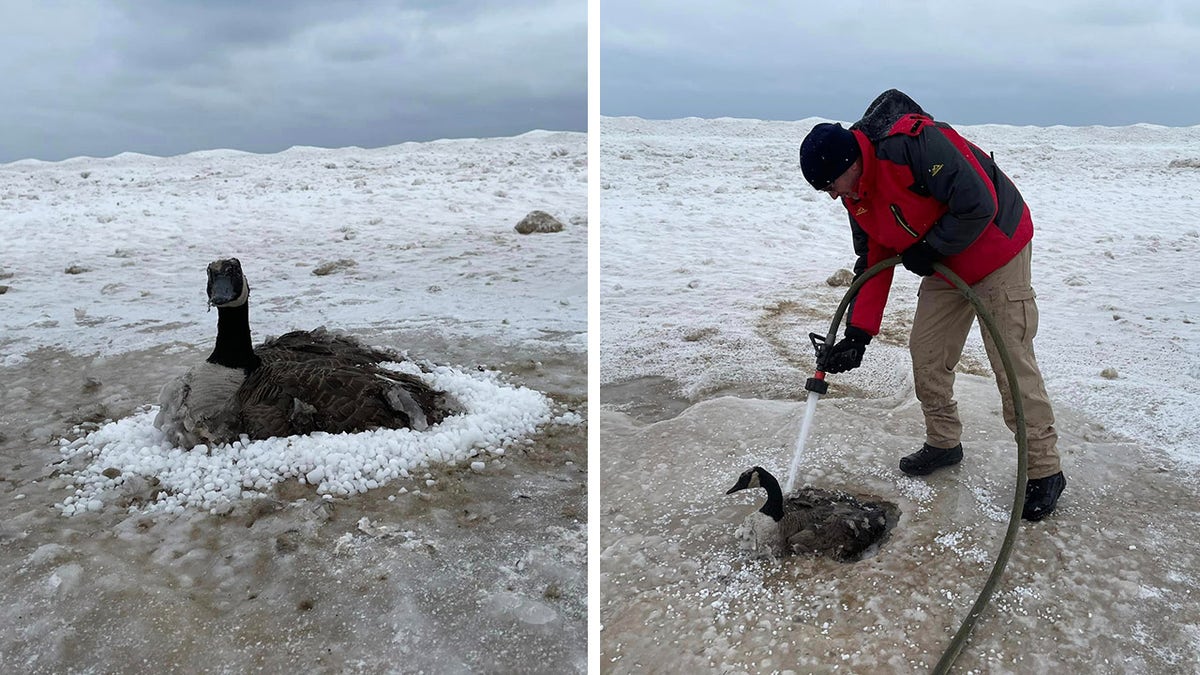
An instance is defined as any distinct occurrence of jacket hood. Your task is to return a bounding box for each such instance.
[850,89,931,141]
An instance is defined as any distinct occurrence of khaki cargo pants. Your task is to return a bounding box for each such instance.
[908,243,1061,479]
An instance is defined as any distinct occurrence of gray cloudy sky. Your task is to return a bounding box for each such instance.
[1,0,585,162]
[602,0,1200,127]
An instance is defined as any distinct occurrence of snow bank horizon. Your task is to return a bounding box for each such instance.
[0,128,584,167]
[601,113,1199,132]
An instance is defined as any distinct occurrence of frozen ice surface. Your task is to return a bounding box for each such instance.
[0,132,586,673]
[600,117,1200,672]
[601,389,1200,672]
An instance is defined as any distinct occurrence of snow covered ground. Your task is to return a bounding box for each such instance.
[600,116,1200,672]
[0,131,587,673]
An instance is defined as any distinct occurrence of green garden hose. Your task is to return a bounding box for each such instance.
[819,255,1028,674]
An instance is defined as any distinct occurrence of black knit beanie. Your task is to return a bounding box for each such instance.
[799,123,860,190]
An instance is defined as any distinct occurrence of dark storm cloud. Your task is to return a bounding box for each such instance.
[0,0,584,162]
[601,0,1200,127]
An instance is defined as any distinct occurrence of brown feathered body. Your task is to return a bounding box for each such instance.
[232,328,455,439]
[778,486,894,561]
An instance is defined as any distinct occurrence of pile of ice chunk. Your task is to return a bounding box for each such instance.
[57,364,566,516]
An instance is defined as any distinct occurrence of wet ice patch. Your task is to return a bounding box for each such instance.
[55,364,563,516]
[485,591,559,625]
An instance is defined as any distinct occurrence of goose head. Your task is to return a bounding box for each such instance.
[727,466,787,557]
[727,466,785,522]
[207,257,249,308]
[726,466,766,494]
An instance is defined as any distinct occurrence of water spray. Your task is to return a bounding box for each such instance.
[782,334,831,494]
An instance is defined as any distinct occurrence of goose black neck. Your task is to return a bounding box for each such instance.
[208,302,261,372]
[757,470,785,522]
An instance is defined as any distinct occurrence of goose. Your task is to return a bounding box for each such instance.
[726,466,895,561]
[154,257,456,448]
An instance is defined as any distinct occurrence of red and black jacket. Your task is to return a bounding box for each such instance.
[843,110,1033,335]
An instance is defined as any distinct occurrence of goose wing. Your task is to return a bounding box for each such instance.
[235,359,449,439]
[777,509,819,550]
[256,328,396,369]
[783,495,894,561]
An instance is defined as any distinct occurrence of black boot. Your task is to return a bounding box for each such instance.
[899,443,963,476]
[1022,471,1066,521]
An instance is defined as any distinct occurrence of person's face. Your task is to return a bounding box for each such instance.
[823,159,862,201]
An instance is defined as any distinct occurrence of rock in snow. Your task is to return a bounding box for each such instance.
[312,258,357,275]
[515,210,565,234]
[826,268,854,287]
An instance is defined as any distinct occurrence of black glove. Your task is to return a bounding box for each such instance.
[901,239,942,276]
[821,326,872,374]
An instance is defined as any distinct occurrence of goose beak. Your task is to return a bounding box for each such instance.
[207,272,240,306]
[206,258,246,307]
[726,475,752,494]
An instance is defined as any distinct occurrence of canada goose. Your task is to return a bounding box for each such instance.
[726,466,895,561]
[154,258,456,448]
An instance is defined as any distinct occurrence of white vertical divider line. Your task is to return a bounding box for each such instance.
[586,0,601,671]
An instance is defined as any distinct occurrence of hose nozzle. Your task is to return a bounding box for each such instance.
[806,332,830,394]
[805,370,828,395]
[809,332,828,367]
